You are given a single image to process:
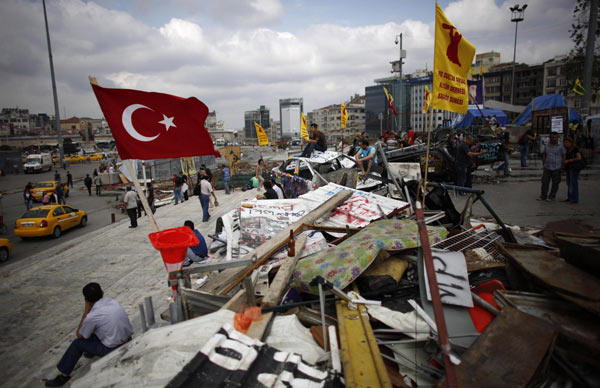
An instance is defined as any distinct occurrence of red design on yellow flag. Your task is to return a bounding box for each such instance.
[300,113,309,140]
[431,3,476,114]
[254,122,269,146]
[341,102,348,128]
[423,86,432,113]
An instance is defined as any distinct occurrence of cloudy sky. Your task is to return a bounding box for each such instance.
[0,0,574,129]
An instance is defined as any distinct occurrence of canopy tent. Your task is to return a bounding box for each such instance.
[513,94,581,125]
[453,108,509,129]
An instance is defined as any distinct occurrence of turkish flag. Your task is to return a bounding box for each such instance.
[91,84,220,160]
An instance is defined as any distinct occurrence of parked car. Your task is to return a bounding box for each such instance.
[14,205,87,239]
[30,181,70,201]
[0,238,11,262]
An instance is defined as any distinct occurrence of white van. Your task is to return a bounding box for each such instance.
[23,153,52,174]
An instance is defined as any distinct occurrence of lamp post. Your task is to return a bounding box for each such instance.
[393,34,406,132]
[509,4,527,105]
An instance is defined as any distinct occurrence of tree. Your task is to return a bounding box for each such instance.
[63,138,77,155]
[562,0,600,98]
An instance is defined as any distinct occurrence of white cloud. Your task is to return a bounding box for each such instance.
[0,0,574,129]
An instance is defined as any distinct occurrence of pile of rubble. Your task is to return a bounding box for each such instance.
[72,181,600,387]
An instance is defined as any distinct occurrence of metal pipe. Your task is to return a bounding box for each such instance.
[415,205,457,387]
[318,283,328,353]
[144,296,155,326]
[138,303,148,332]
[476,194,516,243]
[169,302,178,324]
[511,20,518,105]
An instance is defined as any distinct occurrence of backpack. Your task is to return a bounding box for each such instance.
[175,176,184,185]
[193,182,201,196]
[571,152,587,171]
[517,134,526,145]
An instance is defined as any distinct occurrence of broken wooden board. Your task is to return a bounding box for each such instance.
[500,243,600,315]
[441,305,557,388]
[201,190,353,296]
[336,291,392,388]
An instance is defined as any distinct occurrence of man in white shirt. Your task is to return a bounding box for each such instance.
[123,186,138,228]
[270,178,284,199]
[45,282,133,387]
[199,176,213,222]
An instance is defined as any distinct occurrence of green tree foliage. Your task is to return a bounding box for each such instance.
[562,0,600,98]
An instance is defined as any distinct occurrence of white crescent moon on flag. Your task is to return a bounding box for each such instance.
[121,104,160,142]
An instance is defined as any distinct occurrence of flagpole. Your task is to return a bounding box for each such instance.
[89,76,160,232]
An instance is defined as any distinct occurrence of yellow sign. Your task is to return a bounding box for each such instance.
[180,157,197,176]
[255,122,269,146]
[341,102,348,129]
[300,112,309,140]
[423,86,432,113]
[573,78,585,96]
[219,145,241,173]
[431,3,476,114]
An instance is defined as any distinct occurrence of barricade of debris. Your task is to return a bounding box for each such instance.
[72,168,600,387]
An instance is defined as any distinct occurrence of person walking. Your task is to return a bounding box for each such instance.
[123,186,138,228]
[563,137,584,204]
[537,132,566,202]
[84,174,92,196]
[24,183,33,210]
[146,182,156,214]
[455,136,486,193]
[518,128,536,167]
[255,159,266,189]
[93,174,102,196]
[54,170,61,182]
[66,171,73,188]
[222,164,231,194]
[495,132,512,176]
[199,176,212,222]
[56,183,66,204]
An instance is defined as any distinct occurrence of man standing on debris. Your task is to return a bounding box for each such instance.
[300,124,327,157]
[83,174,92,196]
[123,186,138,228]
[355,138,378,175]
[44,282,133,387]
[199,175,213,222]
[182,220,208,266]
[537,131,566,202]
[455,135,486,193]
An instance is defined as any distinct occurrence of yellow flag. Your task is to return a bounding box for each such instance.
[341,102,348,128]
[423,86,432,113]
[254,122,269,146]
[573,78,585,96]
[300,112,309,140]
[431,3,476,114]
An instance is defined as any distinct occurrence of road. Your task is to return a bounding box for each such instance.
[0,162,130,265]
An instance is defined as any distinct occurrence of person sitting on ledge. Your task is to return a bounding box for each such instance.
[44,282,133,387]
[182,220,209,267]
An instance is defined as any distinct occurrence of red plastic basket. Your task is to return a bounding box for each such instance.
[148,226,199,272]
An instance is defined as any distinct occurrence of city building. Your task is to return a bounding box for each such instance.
[365,75,410,139]
[471,51,501,75]
[205,111,217,131]
[1,108,31,134]
[407,71,452,132]
[244,105,270,144]
[483,63,543,106]
[279,98,303,140]
[308,95,365,144]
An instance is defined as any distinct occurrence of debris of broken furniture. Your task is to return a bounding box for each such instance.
[80,183,600,387]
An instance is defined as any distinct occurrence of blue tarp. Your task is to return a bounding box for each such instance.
[513,94,580,125]
[453,108,509,129]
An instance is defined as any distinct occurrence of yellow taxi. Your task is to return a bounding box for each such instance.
[88,153,104,161]
[14,205,87,239]
[0,238,11,262]
[31,181,70,201]
[65,155,86,163]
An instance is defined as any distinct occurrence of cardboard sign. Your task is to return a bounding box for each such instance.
[424,249,473,308]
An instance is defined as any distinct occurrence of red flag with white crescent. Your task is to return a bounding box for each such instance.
[91,84,220,160]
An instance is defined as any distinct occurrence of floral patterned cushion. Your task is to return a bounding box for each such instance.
[291,219,448,294]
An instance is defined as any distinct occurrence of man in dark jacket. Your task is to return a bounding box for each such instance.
[84,174,92,196]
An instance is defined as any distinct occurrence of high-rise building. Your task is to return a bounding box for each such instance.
[205,111,217,131]
[407,71,452,132]
[483,63,543,106]
[244,105,270,143]
[279,98,303,140]
[308,95,365,144]
[365,76,409,138]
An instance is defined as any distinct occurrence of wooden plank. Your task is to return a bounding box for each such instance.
[202,190,353,295]
[245,311,274,340]
[261,235,307,308]
[336,292,392,388]
[220,289,247,312]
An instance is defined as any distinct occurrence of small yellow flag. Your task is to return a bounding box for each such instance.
[573,78,585,96]
[431,3,476,114]
[300,113,309,140]
[254,122,269,146]
[341,102,348,129]
[423,86,432,113]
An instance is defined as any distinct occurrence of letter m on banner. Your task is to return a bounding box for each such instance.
[431,3,475,114]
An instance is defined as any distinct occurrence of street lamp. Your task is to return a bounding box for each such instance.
[509,4,527,105]
[393,34,406,132]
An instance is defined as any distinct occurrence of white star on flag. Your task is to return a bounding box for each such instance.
[158,114,176,131]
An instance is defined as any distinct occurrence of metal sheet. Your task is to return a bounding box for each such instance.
[441,306,557,388]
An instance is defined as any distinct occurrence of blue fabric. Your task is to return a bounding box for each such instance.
[224,180,230,194]
[454,108,509,129]
[57,335,113,375]
[199,194,210,222]
[496,150,510,175]
[520,144,528,167]
[174,187,183,204]
[513,94,573,125]
[301,142,316,157]
[190,229,208,257]
[223,168,230,181]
